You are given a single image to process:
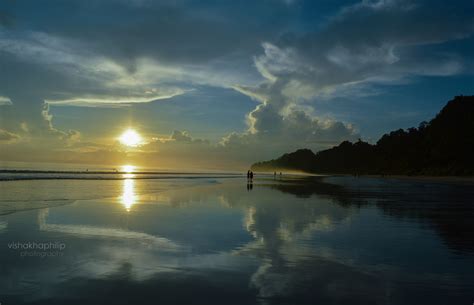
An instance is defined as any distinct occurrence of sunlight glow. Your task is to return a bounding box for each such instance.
[121,179,136,212]
[119,129,143,147]
[121,165,136,173]
[121,165,136,178]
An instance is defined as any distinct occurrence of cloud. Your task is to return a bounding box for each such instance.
[0,31,192,103]
[168,130,209,144]
[221,41,360,154]
[0,129,20,143]
[33,0,278,70]
[0,96,12,105]
[0,99,80,149]
[45,91,185,108]
[218,103,358,163]
[241,0,473,104]
[1,0,473,168]
[171,130,194,142]
[40,103,80,143]
[219,0,473,158]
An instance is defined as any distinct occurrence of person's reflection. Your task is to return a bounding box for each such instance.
[121,179,136,211]
[247,181,253,191]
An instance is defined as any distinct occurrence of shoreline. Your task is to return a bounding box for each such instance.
[254,171,474,185]
[329,174,474,185]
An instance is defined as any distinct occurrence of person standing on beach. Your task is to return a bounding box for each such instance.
[247,170,250,180]
[250,171,254,181]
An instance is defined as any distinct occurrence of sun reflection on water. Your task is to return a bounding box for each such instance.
[121,179,136,212]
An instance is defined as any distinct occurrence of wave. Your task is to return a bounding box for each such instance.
[0,170,243,181]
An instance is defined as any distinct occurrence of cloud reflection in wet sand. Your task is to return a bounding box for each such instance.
[0,177,473,305]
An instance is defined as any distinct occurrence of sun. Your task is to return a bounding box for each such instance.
[119,129,142,147]
[121,165,136,173]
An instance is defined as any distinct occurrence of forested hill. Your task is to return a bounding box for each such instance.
[251,95,474,176]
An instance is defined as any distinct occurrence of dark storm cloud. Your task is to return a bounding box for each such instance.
[5,0,297,72]
[251,0,474,98]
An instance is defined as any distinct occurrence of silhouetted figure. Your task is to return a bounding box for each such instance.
[247,170,250,180]
[250,171,254,181]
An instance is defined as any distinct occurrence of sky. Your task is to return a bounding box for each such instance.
[1,0,473,170]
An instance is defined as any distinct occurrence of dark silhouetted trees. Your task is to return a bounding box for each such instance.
[251,96,474,176]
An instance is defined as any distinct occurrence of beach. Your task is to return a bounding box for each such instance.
[1,174,473,305]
